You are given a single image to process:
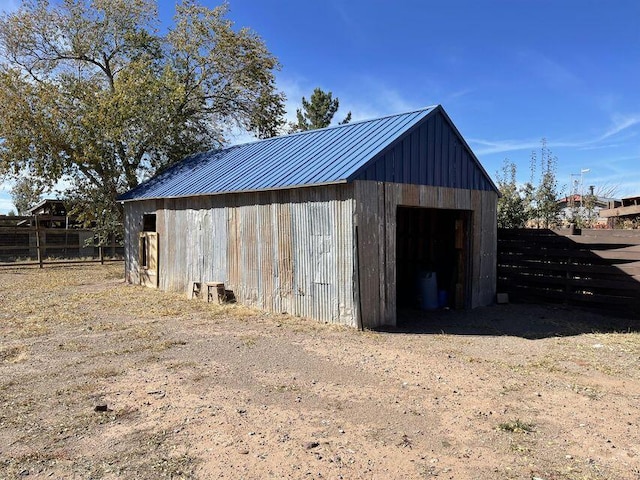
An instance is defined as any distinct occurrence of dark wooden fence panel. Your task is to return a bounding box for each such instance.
[497,228,640,315]
[0,216,123,267]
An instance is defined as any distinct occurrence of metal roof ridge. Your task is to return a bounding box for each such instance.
[226,104,440,148]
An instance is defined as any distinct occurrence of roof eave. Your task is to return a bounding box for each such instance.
[119,179,350,204]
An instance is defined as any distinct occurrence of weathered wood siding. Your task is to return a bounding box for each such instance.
[123,199,160,285]
[124,185,356,327]
[354,180,497,328]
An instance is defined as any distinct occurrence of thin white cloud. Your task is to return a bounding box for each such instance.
[517,50,583,92]
[348,76,419,117]
[469,138,540,156]
[329,0,354,29]
[599,114,640,141]
[471,113,640,156]
[277,74,415,126]
[447,88,474,101]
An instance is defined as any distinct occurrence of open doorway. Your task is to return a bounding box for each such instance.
[396,207,471,316]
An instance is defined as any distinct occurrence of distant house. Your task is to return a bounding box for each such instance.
[28,199,68,217]
[119,105,499,329]
[600,195,640,227]
[19,199,70,228]
[557,193,618,227]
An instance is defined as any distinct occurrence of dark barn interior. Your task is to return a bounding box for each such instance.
[396,206,471,317]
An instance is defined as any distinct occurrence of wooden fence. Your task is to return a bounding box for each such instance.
[0,215,123,267]
[497,228,640,315]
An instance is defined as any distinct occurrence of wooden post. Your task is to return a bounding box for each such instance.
[99,245,104,265]
[35,215,43,269]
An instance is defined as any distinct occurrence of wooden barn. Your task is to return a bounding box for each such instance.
[119,105,498,329]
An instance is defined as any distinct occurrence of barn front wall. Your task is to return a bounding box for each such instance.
[354,180,497,329]
[123,184,357,327]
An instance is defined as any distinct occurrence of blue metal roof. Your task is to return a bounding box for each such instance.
[119,106,438,201]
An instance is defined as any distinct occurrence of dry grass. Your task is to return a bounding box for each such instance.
[1,264,639,479]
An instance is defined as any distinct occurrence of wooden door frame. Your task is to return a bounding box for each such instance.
[139,231,159,288]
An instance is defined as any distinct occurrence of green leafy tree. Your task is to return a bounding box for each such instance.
[0,0,285,240]
[495,160,527,228]
[10,176,43,215]
[291,87,351,132]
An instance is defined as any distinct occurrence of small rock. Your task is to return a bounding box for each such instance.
[238,449,249,455]
[304,441,320,450]
[94,404,108,412]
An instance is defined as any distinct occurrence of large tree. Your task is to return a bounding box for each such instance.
[290,87,351,132]
[0,0,285,239]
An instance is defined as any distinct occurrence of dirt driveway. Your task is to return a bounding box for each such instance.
[1,264,639,479]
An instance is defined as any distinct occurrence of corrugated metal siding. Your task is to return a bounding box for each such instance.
[125,185,356,327]
[119,107,460,202]
[352,111,495,191]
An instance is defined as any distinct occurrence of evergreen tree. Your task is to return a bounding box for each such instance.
[496,160,527,228]
[291,88,351,132]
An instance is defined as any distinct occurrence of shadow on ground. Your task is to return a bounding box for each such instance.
[378,303,640,339]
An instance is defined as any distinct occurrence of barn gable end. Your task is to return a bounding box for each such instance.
[351,109,495,191]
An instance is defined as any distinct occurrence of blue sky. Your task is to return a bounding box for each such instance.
[1,0,639,212]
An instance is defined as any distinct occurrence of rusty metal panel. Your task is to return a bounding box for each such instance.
[141,185,356,326]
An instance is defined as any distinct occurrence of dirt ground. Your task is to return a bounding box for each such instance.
[1,264,639,480]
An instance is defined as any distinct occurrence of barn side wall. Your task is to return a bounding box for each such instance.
[123,184,357,327]
[354,180,497,329]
